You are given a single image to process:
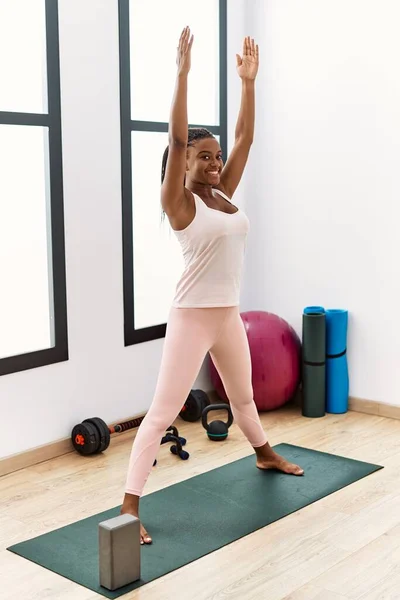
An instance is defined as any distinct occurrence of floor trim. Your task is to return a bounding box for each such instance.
[292,392,400,420]
[348,397,400,419]
[1,395,399,478]
[0,413,146,478]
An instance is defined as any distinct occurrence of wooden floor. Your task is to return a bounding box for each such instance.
[1,403,400,600]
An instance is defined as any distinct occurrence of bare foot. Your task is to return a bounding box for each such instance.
[256,454,304,475]
[138,523,152,545]
[121,493,152,545]
[255,443,304,476]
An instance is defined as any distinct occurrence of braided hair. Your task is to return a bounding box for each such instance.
[160,128,215,222]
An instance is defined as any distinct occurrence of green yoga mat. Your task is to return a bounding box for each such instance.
[8,443,382,598]
[302,308,326,418]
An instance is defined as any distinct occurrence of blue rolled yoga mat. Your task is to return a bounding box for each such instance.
[326,309,349,414]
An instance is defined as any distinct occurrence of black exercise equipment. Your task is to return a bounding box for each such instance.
[71,417,188,459]
[179,389,210,422]
[153,429,189,465]
[71,419,110,456]
[86,417,110,453]
[161,425,186,447]
[169,435,189,460]
[202,403,233,441]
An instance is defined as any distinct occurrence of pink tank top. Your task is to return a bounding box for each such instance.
[172,189,250,308]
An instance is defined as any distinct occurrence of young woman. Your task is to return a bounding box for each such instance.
[122,27,304,545]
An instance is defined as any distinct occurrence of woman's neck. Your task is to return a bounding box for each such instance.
[186,180,215,200]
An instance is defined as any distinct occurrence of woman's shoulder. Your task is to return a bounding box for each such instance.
[212,186,232,201]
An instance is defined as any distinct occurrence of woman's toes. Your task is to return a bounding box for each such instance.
[143,535,152,544]
[140,528,152,544]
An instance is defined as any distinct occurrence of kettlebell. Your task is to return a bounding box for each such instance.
[202,403,233,441]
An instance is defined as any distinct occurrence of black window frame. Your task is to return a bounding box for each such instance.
[119,0,227,346]
[0,0,68,376]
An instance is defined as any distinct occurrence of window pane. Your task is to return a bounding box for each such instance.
[0,125,54,358]
[130,0,219,125]
[131,131,184,329]
[0,0,48,113]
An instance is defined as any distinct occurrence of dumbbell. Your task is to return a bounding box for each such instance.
[71,417,189,459]
[72,417,112,456]
[179,389,210,422]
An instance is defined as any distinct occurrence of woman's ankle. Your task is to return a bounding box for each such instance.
[121,492,140,515]
[254,441,275,460]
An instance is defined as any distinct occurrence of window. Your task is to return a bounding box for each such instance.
[0,0,68,375]
[119,0,227,345]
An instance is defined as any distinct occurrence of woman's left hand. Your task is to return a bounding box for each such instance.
[236,37,259,80]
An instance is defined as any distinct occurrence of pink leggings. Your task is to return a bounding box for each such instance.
[125,306,268,496]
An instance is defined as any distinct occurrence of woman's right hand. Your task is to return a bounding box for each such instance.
[176,26,194,76]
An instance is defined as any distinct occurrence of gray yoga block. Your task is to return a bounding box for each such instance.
[99,514,141,591]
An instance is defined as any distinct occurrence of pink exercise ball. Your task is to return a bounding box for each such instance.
[209,311,301,411]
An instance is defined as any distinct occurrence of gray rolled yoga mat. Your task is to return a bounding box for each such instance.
[302,306,326,417]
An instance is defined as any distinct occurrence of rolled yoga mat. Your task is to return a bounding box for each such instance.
[302,306,326,418]
[326,309,349,413]
[7,444,382,598]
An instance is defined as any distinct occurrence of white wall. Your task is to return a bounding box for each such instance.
[1,0,236,459]
[239,0,400,405]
